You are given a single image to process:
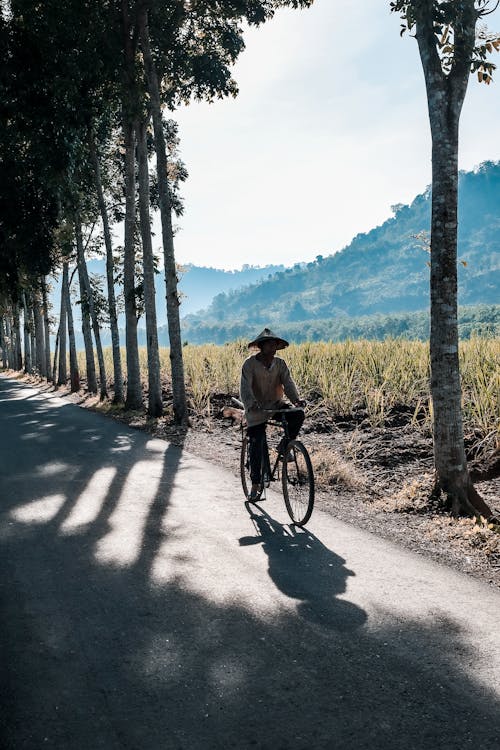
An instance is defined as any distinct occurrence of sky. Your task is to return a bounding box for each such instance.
[161,0,500,271]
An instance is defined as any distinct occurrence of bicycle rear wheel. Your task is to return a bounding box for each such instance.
[240,436,253,500]
[240,435,268,502]
[282,440,314,525]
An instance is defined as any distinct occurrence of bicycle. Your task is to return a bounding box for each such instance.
[232,398,315,526]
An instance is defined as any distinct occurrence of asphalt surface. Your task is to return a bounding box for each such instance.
[1,374,500,750]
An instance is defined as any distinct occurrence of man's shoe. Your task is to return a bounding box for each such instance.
[277,438,294,462]
[248,485,263,502]
[277,437,288,457]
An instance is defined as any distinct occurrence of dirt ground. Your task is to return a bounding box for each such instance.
[9,372,500,590]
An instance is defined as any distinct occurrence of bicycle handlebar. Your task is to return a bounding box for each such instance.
[230,397,304,414]
[260,407,304,414]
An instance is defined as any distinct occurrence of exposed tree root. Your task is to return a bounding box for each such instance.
[435,474,494,520]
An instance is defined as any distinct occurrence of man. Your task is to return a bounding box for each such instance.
[240,328,305,501]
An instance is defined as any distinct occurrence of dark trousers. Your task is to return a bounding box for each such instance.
[247,409,304,484]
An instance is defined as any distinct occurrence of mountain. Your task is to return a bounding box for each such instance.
[175,263,286,316]
[49,261,286,335]
[181,161,500,344]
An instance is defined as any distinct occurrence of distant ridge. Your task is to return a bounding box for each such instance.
[181,161,500,344]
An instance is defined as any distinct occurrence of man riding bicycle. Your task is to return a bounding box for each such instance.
[240,328,305,501]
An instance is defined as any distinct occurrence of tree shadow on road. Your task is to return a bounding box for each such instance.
[2,376,500,750]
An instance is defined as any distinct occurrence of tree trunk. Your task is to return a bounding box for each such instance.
[416,9,492,519]
[123,118,143,410]
[22,292,32,374]
[75,219,107,399]
[66,270,80,392]
[58,262,68,385]
[4,316,13,368]
[0,316,7,368]
[139,9,187,425]
[41,276,52,381]
[52,329,60,385]
[89,128,124,403]
[29,302,36,372]
[33,291,46,376]
[121,0,143,411]
[75,224,98,393]
[12,302,22,370]
[135,115,163,417]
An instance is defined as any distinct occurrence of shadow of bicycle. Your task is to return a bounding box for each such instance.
[240,503,367,632]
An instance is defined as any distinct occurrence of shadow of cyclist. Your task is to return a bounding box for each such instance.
[240,503,367,632]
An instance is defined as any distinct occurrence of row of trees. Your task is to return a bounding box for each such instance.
[0,0,498,519]
[0,0,313,422]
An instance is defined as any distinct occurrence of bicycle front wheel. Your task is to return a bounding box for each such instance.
[282,440,314,525]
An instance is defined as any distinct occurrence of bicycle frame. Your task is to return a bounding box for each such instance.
[250,407,303,494]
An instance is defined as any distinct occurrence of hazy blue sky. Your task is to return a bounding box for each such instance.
[164,0,500,270]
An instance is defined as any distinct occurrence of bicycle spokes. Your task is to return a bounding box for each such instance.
[282,441,314,526]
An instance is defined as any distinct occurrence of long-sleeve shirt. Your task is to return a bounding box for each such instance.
[240,354,300,427]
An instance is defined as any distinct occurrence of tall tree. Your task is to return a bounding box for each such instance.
[66,267,81,393]
[89,127,125,403]
[135,115,163,417]
[57,262,69,385]
[22,292,33,374]
[75,223,98,394]
[121,0,145,411]
[391,0,498,517]
[41,276,52,381]
[75,219,107,399]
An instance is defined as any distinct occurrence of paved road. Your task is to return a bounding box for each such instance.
[1,375,500,749]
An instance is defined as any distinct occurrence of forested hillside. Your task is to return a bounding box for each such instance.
[50,261,285,325]
[182,161,500,343]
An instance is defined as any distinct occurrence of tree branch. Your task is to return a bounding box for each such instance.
[480,0,500,17]
[413,0,445,84]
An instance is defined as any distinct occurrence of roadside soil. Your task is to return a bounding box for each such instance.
[9,372,500,589]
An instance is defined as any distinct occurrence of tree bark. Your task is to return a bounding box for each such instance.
[33,290,46,377]
[89,128,124,403]
[12,302,22,370]
[135,115,163,417]
[22,292,32,374]
[75,224,98,393]
[29,302,36,372]
[0,316,7,368]
[66,269,80,393]
[75,219,107,399]
[415,5,492,518]
[52,328,60,385]
[58,262,69,385]
[123,118,143,410]
[4,316,13,368]
[139,9,187,424]
[121,0,143,411]
[41,276,52,381]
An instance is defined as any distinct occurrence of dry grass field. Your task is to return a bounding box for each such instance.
[80,337,499,447]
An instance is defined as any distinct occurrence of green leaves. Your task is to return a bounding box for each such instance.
[391,0,500,80]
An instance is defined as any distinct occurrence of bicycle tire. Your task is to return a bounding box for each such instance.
[282,440,314,525]
[241,434,269,502]
[240,435,253,500]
